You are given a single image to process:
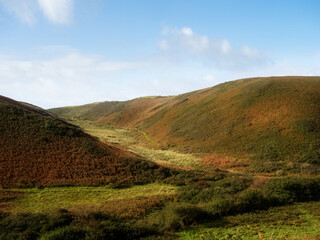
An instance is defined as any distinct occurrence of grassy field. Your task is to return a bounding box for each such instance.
[2,184,177,214]
[72,120,201,170]
[71,120,136,145]
[179,201,320,240]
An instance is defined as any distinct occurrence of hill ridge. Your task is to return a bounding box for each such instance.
[0,95,165,187]
[49,76,320,173]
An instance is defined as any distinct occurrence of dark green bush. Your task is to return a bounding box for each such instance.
[293,120,319,135]
[206,189,267,216]
[178,176,252,203]
[39,226,87,240]
[298,150,320,164]
[0,211,73,240]
[146,203,210,232]
[264,177,320,204]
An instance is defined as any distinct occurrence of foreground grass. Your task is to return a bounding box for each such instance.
[179,201,320,240]
[3,184,177,214]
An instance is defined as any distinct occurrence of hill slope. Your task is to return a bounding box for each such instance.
[50,77,320,172]
[0,96,163,187]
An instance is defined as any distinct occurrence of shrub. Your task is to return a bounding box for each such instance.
[146,203,210,232]
[293,120,319,135]
[298,150,320,164]
[39,226,87,240]
[0,211,73,240]
[264,177,320,204]
[206,189,267,216]
[178,176,252,204]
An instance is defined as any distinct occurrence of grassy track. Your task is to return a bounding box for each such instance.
[2,184,177,213]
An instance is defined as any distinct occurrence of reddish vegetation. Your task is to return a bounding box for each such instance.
[0,96,162,188]
[50,77,320,171]
[201,154,250,171]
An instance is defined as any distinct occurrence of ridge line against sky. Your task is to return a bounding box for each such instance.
[0,0,319,108]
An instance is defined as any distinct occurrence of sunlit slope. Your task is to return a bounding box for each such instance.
[0,96,163,187]
[50,77,320,167]
[50,96,175,126]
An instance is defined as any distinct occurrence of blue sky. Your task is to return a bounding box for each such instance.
[0,0,319,108]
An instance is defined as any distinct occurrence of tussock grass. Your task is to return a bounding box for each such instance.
[129,146,199,169]
[71,120,136,145]
[179,201,320,239]
[5,184,177,213]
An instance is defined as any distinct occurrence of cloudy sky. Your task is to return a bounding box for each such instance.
[0,0,319,108]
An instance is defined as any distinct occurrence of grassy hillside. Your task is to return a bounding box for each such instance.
[50,77,320,173]
[0,96,169,188]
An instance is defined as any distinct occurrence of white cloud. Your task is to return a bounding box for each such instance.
[0,0,37,25]
[0,50,141,108]
[220,39,231,55]
[241,45,261,59]
[158,27,268,70]
[181,27,193,36]
[38,0,73,24]
[0,0,73,25]
[158,40,169,50]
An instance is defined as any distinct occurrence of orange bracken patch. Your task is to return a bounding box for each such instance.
[201,154,250,171]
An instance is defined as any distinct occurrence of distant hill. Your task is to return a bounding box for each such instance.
[0,95,164,188]
[50,77,320,172]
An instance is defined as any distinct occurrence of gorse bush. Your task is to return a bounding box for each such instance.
[206,189,267,217]
[204,177,320,218]
[0,211,73,240]
[178,176,252,203]
[293,120,319,135]
[264,177,320,204]
[145,203,210,232]
[39,226,87,240]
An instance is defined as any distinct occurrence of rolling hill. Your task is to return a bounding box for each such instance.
[0,95,165,188]
[50,76,320,173]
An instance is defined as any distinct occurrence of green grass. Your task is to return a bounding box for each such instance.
[179,201,320,240]
[4,184,177,213]
[133,128,160,146]
[129,145,200,169]
[70,120,136,145]
[71,120,201,169]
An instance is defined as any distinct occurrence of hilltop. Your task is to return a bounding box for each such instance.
[50,76,320,173]
[0,95,165,188]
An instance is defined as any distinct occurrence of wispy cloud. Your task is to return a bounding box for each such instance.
[158,27,269,70]
[0,0,38,25]
[0,0,73,25]
[0,49,141,108]
[38,0,73,24]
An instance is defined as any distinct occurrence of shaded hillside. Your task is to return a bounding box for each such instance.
[0,96,166,188]
[50,77,320,172]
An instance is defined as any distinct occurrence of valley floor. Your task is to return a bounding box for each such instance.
[71,120,202,170]
[1,120,320,239]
